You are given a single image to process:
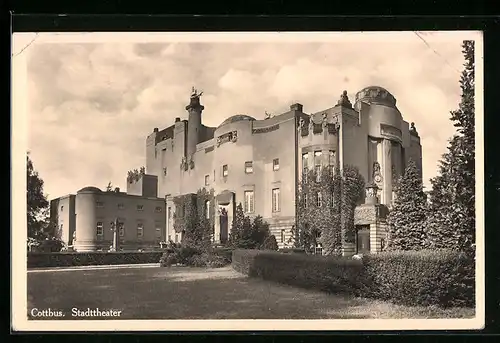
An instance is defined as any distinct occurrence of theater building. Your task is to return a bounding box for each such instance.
[147,86,422,254]
[50,85,422,255]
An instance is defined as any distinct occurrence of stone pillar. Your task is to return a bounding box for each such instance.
[214,203,221,244]
[381,139,392,205]
[342,243,355,257]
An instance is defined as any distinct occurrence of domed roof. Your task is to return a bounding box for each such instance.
[218,115,256,128]
[77,186,102,193]
[355,85,396,107]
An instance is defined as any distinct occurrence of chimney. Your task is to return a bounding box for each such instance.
[153,127,159,133]
[290,103,303,112]
[175,117,181,123]
[114,187,120,193]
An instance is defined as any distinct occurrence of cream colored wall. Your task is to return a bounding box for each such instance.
[340,110,369,184]
[73,191,165,251]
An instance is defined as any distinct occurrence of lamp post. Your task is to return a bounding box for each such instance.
[110,217,120,251]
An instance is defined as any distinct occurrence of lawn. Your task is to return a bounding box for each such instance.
[27,265,475,320]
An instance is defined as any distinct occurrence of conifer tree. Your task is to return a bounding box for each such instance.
[426,40,475,254]
[387,160,428,250]
[229,203,254,249]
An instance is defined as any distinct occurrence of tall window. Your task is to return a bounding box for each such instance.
[168,207,172,219]
[245,161,253,174]
[119,222,125,237]
[317,192,323,207]
[155,225,161,238]
[204,174,210,186]
[137,223,144,238]
[328,150,335,176]
[96,222,103,236]
[222,164,229,177]
[281,229,285,243]
[244,191,254,213]
[273,158,280,171]
[302,153,309,174]
[272,188,281,213]
[205,200,210,219]
[314,151,322,181]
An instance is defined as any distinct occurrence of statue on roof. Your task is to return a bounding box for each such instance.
[191,86,203,99]
[337,90,353,109]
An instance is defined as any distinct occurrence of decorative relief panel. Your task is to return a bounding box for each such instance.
[354,205,377,225]
[216,130,238,147]
[253,124,280,134]
[380,124,402,142]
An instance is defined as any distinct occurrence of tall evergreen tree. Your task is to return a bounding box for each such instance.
[27,153,49,239]
[426,41,475,254]
[387,160,428,251]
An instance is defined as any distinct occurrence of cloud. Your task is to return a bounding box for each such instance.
[24,33,470,200]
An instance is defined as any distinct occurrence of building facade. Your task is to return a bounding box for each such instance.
[50,85,422,255]
[50,181,166,252]
[146,86,422,254]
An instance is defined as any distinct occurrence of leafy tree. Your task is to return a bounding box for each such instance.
[387,160,428,251]
[426,40,475,255]
[27,153,49,239]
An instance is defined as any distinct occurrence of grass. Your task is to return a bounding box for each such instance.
[27,266,475,320]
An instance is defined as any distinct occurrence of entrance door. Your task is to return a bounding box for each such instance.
[219,208,228,244]
[356,226,370,254]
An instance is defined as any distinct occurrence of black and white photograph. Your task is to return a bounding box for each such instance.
[11,31,484,331]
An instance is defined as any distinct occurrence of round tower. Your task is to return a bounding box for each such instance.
[185,87,205,157]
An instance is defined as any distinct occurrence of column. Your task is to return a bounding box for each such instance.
[214,202,221,244]
[381,139,392,205]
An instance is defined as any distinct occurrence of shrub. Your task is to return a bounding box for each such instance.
[212,247,233,264]
[278,247,306,254]
[159,252,177,267]
[231,249,263,275]
[261,235,278,251]
[206,254,229,268]
[27,251,163,268]
[231,249,366,295]
[363,249,475,307]
[160,245,231,268]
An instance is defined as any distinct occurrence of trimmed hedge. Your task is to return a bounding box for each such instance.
[232,249,475,308]
[232,249,366,295]
[363,249,475,307]
[27,251,163,269]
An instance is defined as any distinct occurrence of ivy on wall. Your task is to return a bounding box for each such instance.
[295,166,340,254]
[173,188,215,251]
[294,165,365,254]
[340,166,366,245]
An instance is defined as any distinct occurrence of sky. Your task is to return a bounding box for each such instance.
[20,32,477,201]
